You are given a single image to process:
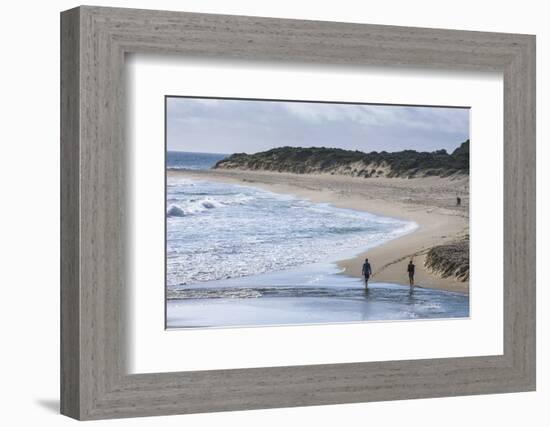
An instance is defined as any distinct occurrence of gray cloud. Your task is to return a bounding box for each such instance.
[167,97,469,155]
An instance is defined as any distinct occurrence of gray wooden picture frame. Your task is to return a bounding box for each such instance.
[60,5,536,421]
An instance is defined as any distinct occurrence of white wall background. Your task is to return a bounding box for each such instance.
[0,0,546,425]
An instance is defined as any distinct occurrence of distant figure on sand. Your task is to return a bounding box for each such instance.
[362,258,372,288]
[407,259,415,288]
[456,196,461,206]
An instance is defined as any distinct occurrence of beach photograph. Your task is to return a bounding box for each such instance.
[165,96,470,329]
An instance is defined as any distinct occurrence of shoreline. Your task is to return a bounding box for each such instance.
[169,169,469,294]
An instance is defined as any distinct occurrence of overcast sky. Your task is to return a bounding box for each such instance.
[166,97,469,154]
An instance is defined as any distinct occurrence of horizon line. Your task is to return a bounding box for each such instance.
[167,141,469,156]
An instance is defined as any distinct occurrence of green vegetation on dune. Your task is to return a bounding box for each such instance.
[214,141,469,178]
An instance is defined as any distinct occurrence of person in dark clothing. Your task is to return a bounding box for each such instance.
[456,196,462,206]
[362,258,372,288]
[407,259,415,288]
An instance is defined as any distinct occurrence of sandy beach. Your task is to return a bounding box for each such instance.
[169,169,469,294]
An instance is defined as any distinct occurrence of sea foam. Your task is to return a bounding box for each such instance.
[167,194,254,217]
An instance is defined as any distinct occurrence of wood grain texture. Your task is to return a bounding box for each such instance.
[60,6,536,420]
[60,7,80,419]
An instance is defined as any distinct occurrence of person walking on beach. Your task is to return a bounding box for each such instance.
[362,258,372,289]
[407,259,415,289]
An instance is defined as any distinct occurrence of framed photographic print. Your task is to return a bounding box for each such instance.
[164,96,470,329]
[61,6,536,420]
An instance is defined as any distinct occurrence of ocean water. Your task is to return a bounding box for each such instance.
[166,151,469,328]
[167,176,417,287]
[167,150,227,170]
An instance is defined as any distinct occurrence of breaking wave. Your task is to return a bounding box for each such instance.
[167,194,253,217]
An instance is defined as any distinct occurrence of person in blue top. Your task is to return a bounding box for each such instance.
[362,258,372,289]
